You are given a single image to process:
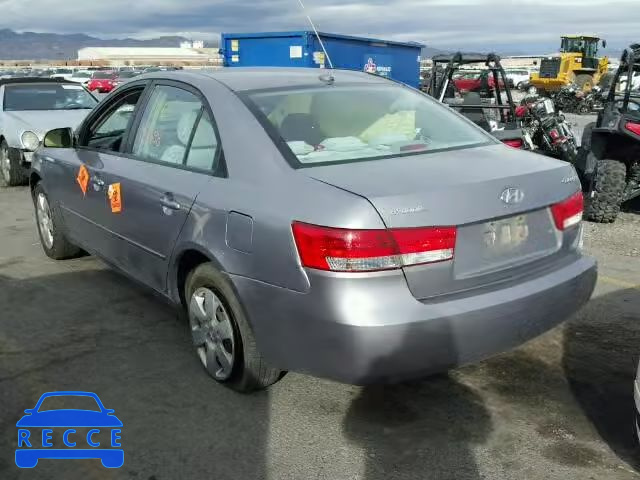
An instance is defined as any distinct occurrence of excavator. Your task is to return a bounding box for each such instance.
[530,34,609,93]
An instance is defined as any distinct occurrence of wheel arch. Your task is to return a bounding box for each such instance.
[29,170,41,194]
[169,244,226,308]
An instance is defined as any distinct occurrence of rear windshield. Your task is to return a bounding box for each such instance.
[3,84,97,111]
[246,84,493,167]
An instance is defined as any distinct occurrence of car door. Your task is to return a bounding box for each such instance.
[42,82,149,255]
[87,81,221,294]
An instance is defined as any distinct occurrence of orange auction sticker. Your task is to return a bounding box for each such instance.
[76,165,89,196]
[108,183,122,214]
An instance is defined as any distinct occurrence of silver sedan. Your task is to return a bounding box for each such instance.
[30,68,596,392]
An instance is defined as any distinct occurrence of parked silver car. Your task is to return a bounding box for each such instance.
[0,78,97,186]
[30,69,597,392]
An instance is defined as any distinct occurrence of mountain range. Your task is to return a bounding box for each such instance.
[0,29,213,60]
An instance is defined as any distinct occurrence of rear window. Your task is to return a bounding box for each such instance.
[246,84,493,167]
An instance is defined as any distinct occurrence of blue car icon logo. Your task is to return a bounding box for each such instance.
[16,391,123,468]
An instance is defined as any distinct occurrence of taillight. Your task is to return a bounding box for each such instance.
[551,191,583,230]
[549,129,560,140]
[625,121,640,136]
[515,105,527,118]
[291,222,457,272]
[503,138,524,149]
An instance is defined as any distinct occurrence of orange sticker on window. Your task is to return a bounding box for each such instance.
[107,183,122,214]
[76,165,90,195]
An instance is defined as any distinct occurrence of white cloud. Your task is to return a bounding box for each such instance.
[2,0,639,52]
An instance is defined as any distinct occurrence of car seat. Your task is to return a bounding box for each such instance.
[279,113,326,146]
[161,110,216,169]
[460,92,491,132]
[161,110,198,164]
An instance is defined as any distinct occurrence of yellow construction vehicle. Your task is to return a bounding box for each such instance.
[530,35,609,93]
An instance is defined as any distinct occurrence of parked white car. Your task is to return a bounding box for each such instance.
[0,78,97,186]
[50,68,74,81]
[506,69,531,89]
[69,70,92,85]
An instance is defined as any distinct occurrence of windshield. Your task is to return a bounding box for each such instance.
[246,84,493,167]
[3,84,97,111]
[561,38,598,57]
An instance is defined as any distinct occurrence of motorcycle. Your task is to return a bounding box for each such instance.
[551,83,587,114]
[517,95,579,163]
[581,85,605,114]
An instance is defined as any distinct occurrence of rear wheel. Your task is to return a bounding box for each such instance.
[575,74,594,92]
[185,263,284,392]
[585,159,627,223]
[32,183,82,259]
[0,140,27,187]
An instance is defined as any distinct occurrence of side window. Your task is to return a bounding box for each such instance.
[84,89,143,151]
[185,111,218,170]
[132,85,218,169]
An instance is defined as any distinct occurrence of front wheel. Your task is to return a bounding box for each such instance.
[0,140,28,186]
[186,263,285,392]
[585,159,627,223]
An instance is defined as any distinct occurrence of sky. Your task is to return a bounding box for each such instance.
[3,0,640,53]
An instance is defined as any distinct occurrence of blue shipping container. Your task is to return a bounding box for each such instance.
[221,31,424,88]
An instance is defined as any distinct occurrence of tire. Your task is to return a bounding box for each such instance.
[580,122,596,149]
[578,102,591,115]
[517,82,524,90]
[185,263,284,392]
[585,159,627,223]
[32,183,82,259]
[0,140,28,187]
[575,74,594,92]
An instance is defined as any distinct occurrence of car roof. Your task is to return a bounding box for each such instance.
[0,77,74,87]
[136,67,392,92]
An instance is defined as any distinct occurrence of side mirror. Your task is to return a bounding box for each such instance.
[43,127,74,148]
[602,39,607,49]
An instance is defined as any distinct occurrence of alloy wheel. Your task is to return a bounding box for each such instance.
[36,192,54,249]
[189,287,236,380]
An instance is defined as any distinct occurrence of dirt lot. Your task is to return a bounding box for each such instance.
[0,186,639,480]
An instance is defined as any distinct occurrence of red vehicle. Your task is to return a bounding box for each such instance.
[453,70,504,93]
[87,71,119,93]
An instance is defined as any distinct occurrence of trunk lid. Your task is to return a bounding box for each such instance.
[302,144,581,299]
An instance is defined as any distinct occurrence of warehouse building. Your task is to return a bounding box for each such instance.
[76,46,222,66]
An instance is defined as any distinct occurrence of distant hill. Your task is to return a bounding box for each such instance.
[0,29,216,60]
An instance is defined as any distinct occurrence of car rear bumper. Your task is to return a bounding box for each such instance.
[232,255,597,384]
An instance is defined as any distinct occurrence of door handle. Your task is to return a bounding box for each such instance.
[160,196,181,212]
[91,176,105,191]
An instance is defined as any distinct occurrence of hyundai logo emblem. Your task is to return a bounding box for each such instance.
[500,187,525,205]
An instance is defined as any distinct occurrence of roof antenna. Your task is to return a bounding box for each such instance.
[296,0,334,72]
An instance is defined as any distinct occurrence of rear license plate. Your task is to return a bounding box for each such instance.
[483,215,529,250]
[454,209,560,278]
